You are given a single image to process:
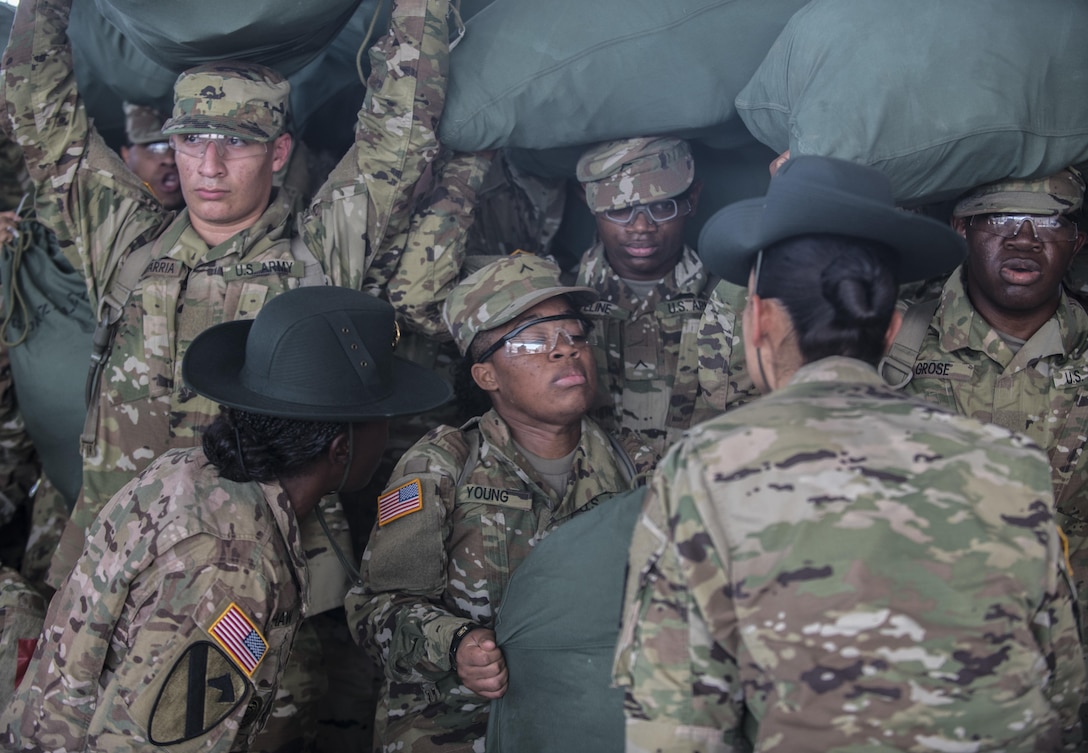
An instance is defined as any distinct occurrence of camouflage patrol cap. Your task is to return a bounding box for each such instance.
[123,103,168,145]
[576,137,694,213]
[442,254,598,357]
[161,61,290,142]
[952,167,1085,218]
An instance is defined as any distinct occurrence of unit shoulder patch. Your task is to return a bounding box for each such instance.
[149,641,249,744]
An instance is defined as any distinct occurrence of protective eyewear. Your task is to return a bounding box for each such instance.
[169,134,269,161]
[142,141,173,155]
[970,213,1079,243]
[600,198,693,226]
[476,314,593,363]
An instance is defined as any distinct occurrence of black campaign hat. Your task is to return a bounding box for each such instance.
[698,155,966,286]
[182,287,451,420]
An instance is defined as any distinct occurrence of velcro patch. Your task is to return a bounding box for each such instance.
[208,603,267,676]
[1054,368,1088,389]
[378,478,424,526]
[149,641,248,745]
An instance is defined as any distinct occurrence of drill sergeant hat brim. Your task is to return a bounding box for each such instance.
[951,167,1085,218]
[577,137,694,213]
[699,155,967,286]
[442,254,599,357]
[161,61,290,142]
[183,287,451,420]
[123,102,169,145]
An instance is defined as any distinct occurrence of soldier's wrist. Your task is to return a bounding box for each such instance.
[448,622,483,673]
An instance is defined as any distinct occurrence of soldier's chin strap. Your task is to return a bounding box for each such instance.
[315,424,365,588]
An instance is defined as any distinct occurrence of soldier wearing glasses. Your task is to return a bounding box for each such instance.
[119,103,184,211]
[1,0,457,748]
[348,254,648,752]
[881,168,1088,649]
[574,137,744,462]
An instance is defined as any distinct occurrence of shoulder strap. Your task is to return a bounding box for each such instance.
[289,233,329,287]
[80,235,165,454]
[456,427,481,488]
[878,296,940,390]
[607,432,636,486]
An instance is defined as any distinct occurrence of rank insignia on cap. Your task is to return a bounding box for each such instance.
[208,603,267,676]
[378,478,423,526]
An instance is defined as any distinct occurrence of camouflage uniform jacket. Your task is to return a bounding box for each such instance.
[347,409,636,751]
[576,242,714,461]
[613,357,1085,753]
[899,268,1088,631]
[0,0,449,583]
[2,447,312,752]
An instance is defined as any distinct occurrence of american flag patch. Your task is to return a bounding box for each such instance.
[378,478,423,526]
[208,603,267,676]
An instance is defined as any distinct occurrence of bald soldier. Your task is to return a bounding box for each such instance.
[574,137,752,462]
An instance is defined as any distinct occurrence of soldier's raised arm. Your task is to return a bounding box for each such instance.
[0,0,168,310]
[300,0,451,293]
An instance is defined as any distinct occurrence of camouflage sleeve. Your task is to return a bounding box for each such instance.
[3,526,288,751]
[0,0,168,310]
[1036,526,1087,749]
[346,427,473,684]
[301,0,449,294]
[613,450,743,753]
[385,149,493,338]
[692,279,757,424]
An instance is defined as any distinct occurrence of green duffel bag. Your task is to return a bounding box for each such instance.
[440,0,812,152]
[735,0,1088,204]
[486,487,646,753]
[97,0,361,77]
[0,216,95,510]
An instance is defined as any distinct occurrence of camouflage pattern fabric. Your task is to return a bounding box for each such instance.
[0,567,45,713]
[576,243,715,461]
[951,167,1085,218]
[1,448,310,752]
[18,475,64,595]
[896,268,1088,647]
[692,278,758,420]
[347,409,639,752]
[386,148,494,338]
[464,150,567,258]
[614,356,1085,752]
[576,137,693,213]
[0,337,38,535]
[0,136,30,212]
[123,102,168,145]
[0,0,448,580]
[161,62,291,142]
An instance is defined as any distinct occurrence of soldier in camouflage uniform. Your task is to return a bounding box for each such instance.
[1,286,451,752]
[120,103,184,211]
[0,0,454,749]
[879,169,1088,648]
[614,156,1085,751]
[574,137,751,463]
[348,255,648,752]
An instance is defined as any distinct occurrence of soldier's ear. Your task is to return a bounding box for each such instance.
[950,216,969,239]
[686,180,704,213]
[270,133,293,173]
[471,362,499,393]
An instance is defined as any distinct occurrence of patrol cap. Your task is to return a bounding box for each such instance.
[952,167,1085,218]
[442,254,598,357]
[123,102,168,145]
[577,137,694,213]
[699,155,966,286]
[161,61,290,142]
[183,287,451,420]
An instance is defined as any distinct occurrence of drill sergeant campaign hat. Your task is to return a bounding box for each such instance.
[576,137,694,213]
[183,287,452,420]
[123,103,169,145]
[952,167,1085,218]
[442,254,598,357]
[699,155,966,286]
[161,61,291,142]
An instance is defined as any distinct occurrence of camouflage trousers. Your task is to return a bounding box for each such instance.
[375,680,489,753]
[0,567,45,711]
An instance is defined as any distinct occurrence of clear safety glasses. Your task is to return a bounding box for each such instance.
[169,134,269,161]
[970,213,1079,244]
[476,314,593,363]
[600,198,693,226]
[141,141,173,155]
